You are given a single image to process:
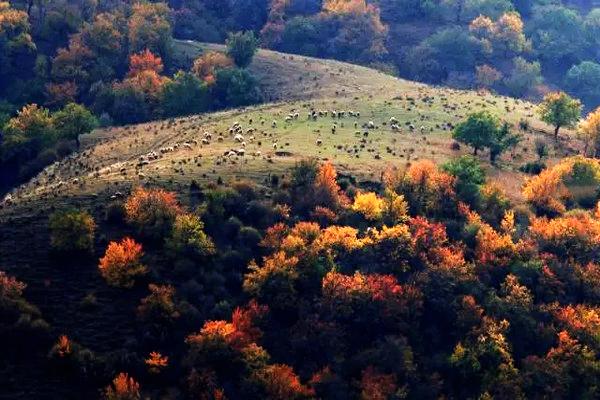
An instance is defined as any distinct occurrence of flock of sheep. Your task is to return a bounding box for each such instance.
[1,87,539,210]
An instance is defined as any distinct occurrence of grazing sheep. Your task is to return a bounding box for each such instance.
[316,139,323,146]
[389,117,398,124]
[368,121,375,129]
[273,143,278,149]
[272,120,277,128]
[202,138,210,145]
[234,134,244,142]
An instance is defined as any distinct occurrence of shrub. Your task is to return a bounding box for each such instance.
[98,238,147,288]
[49,209,96,254]
[125,187,182,242]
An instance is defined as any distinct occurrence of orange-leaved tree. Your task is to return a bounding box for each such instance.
[125,187,182,241]
[103,372,141,400]
[98,237,146,288]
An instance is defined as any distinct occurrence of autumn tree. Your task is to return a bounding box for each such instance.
[137,284,180,333]
[475,64,502,89]
[226,31,259,68]
[352,192,385,221]
[53,103,97,148]
[314,162,348,211]
[538,92,582,141]
[0,2,36,92]
[252,364,314,400]
[124,187,182,242]
[579,106,600,157]
[1,104,55,163]
[103,372,141,400]
[98,237,147,288]
[191,51,234,85]
[49,209,96,254]
[128,2,173,63]
[469,12,528,58]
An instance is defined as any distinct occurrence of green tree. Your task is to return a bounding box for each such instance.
[452,111,500,155]
[565,61,600,108]
[54,103,98,148]
[503,56,542,97]
[527,5,584,68]
[226,31,259,68]
[489,122,520,163]
[213,67,262,108]
[1,104,55,163]
[443,155,486,207]
[166,214,216,259]
[161,72,209,118]
[538,92,582,140]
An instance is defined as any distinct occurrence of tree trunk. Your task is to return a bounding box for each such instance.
[554,125,560,141]
[473,147,478,155]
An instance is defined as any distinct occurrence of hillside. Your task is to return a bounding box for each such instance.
[0,43,596,400]
[1,42,580,216]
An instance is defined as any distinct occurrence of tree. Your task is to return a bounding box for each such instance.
[0,2,36,92]
[565,61,600,107]
[161,72,209,117]
[226,31,259,68]
[443,155,486,206]
[252,364,314,400]
[213,67,262,108]
[53,103,97,148]
[128,3,173,63]
[527,5,584,68]
[489,122,520,163]
[503,56,542,97]
[124,187,182,242]
[452,111,500,155]
[165,213,216,258]
[475,65,502,89]
[579,107,600,157]
[191,51,234,85]
[352,192,385,221]
[1,103,55,163]
[103,372,141,400]
[137,284,180,327]
[98,237,147,288]
[49,209,96,254]
[314,162,348,210]
[538,92,582,141]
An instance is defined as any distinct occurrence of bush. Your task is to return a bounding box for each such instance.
[519,161,546,175]
[98,238,147,288]
[49,209,96,254]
